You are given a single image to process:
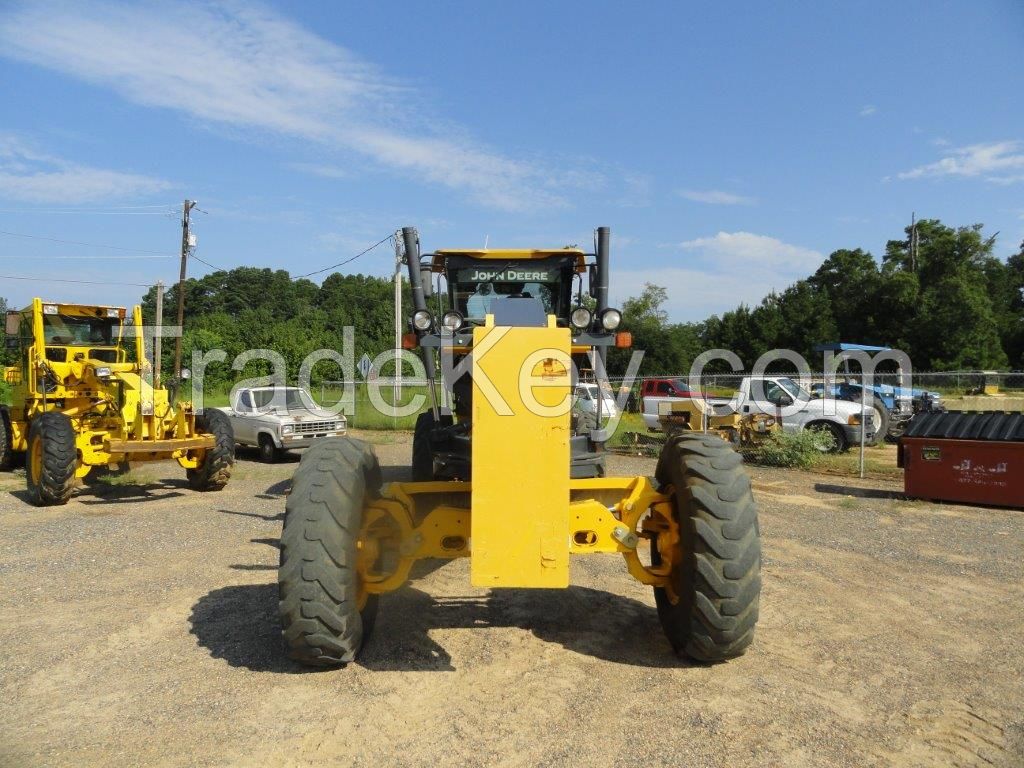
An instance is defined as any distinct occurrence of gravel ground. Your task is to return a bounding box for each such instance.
[1,432,1022,768]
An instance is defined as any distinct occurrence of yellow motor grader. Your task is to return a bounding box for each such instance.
[1,298,233,506]
[278,227,760,666]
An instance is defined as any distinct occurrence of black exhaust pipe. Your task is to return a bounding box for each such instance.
[401,226,439,416]
[595,226,610,314]
[402,226,429,314]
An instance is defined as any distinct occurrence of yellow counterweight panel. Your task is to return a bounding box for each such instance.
[470,316,572,588]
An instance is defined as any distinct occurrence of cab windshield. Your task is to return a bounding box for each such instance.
[449,256,574,322]
[43,314,118,346]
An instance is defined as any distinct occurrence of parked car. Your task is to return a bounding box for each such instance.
[642,375,873,452]
[219,386,346,462]
[573,382,618,429]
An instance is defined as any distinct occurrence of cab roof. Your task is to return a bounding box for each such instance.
[429,248,587,273]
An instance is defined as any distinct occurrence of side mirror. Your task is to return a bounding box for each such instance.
[5,311,19,336]
[778,393,794,407]
[588,264,598,298]
[180,367,191,381]
[420,267,434,298]
[5,337,18,349]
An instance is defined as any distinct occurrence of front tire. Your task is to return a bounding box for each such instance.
[652,434,760,662]
[26,412,78,506]
[278,438,382,667]
[258,434,282,463]
[187,410,234,491]
[808,421,847,453]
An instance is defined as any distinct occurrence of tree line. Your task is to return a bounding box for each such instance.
[3,218,1022,388]
[610,219,1024,375]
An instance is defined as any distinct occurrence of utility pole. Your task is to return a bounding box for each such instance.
[910,211,918,273]
[173,199,197,377]
[393,233,403,403]
[153,280,164,389]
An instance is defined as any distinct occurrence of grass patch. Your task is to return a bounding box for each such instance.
[810,446,902,479]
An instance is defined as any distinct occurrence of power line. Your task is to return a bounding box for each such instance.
[296,234,395,278]
[0,229,177,256]
[0,209,175,215]
[190,252,228,272]
[0,273,153,287]
[0,254,170,260]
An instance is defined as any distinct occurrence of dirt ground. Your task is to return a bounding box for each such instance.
[1,432,1022,768]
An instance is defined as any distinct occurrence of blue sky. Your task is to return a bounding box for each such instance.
[1,0,1022,321]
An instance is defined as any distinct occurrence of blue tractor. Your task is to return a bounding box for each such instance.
[810,343,943,444]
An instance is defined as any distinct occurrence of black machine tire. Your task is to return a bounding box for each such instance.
[26,412,78,507]
[412,410,453,481]
[258,433,282,463]
[652,434,760,662]
[186,409,234,491]
[867,397,889,447]
[807,421,847,453]
[278,438,382,667]
[0,408,13,470]
[82,461,130,487]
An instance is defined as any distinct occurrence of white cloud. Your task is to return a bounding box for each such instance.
[678,189,755,206]
[0,134,171,203]
[284,162,352,180]
[0,1,587,211]
[897,141,1024,183]
[614,232,823,321]
[859,105,877,117]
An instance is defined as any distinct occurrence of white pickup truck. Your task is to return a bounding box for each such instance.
[642,375,874,452]
[218,386,347,462]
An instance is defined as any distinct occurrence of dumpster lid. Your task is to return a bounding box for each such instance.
[903,411,1024,442]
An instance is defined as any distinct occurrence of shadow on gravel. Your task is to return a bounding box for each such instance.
[190,580,684,674]
[220,507,285,522]
[77,479,189,505]
[814,483,905,500]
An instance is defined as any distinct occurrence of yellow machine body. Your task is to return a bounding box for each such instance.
[3,298,214,476]
[470,318,572,587]
[357,312,677,599]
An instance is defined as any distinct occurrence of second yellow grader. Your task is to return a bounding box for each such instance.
[1,299,233,506]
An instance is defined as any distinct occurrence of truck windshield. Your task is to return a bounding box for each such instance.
[43,314,117,346]
[252,388,316,412]
[778,377,811,401]
[450,258,571,321]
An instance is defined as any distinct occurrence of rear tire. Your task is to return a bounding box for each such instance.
[652,433,760,662]
[866,397,888,447]
[0,409,13,470]
[278,438,382,667]
[187,410,234,491]
[412,411,452,481]
[26,412,78,506]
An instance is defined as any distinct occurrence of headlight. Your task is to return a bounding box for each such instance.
[412,309,433,331]
[43,304,58,315]
[848,414,862,425]
[441,310,464,331]
[570,306,592,330]
[281,424,294,435]
[599,308,622,331]
[94,366,112,378]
